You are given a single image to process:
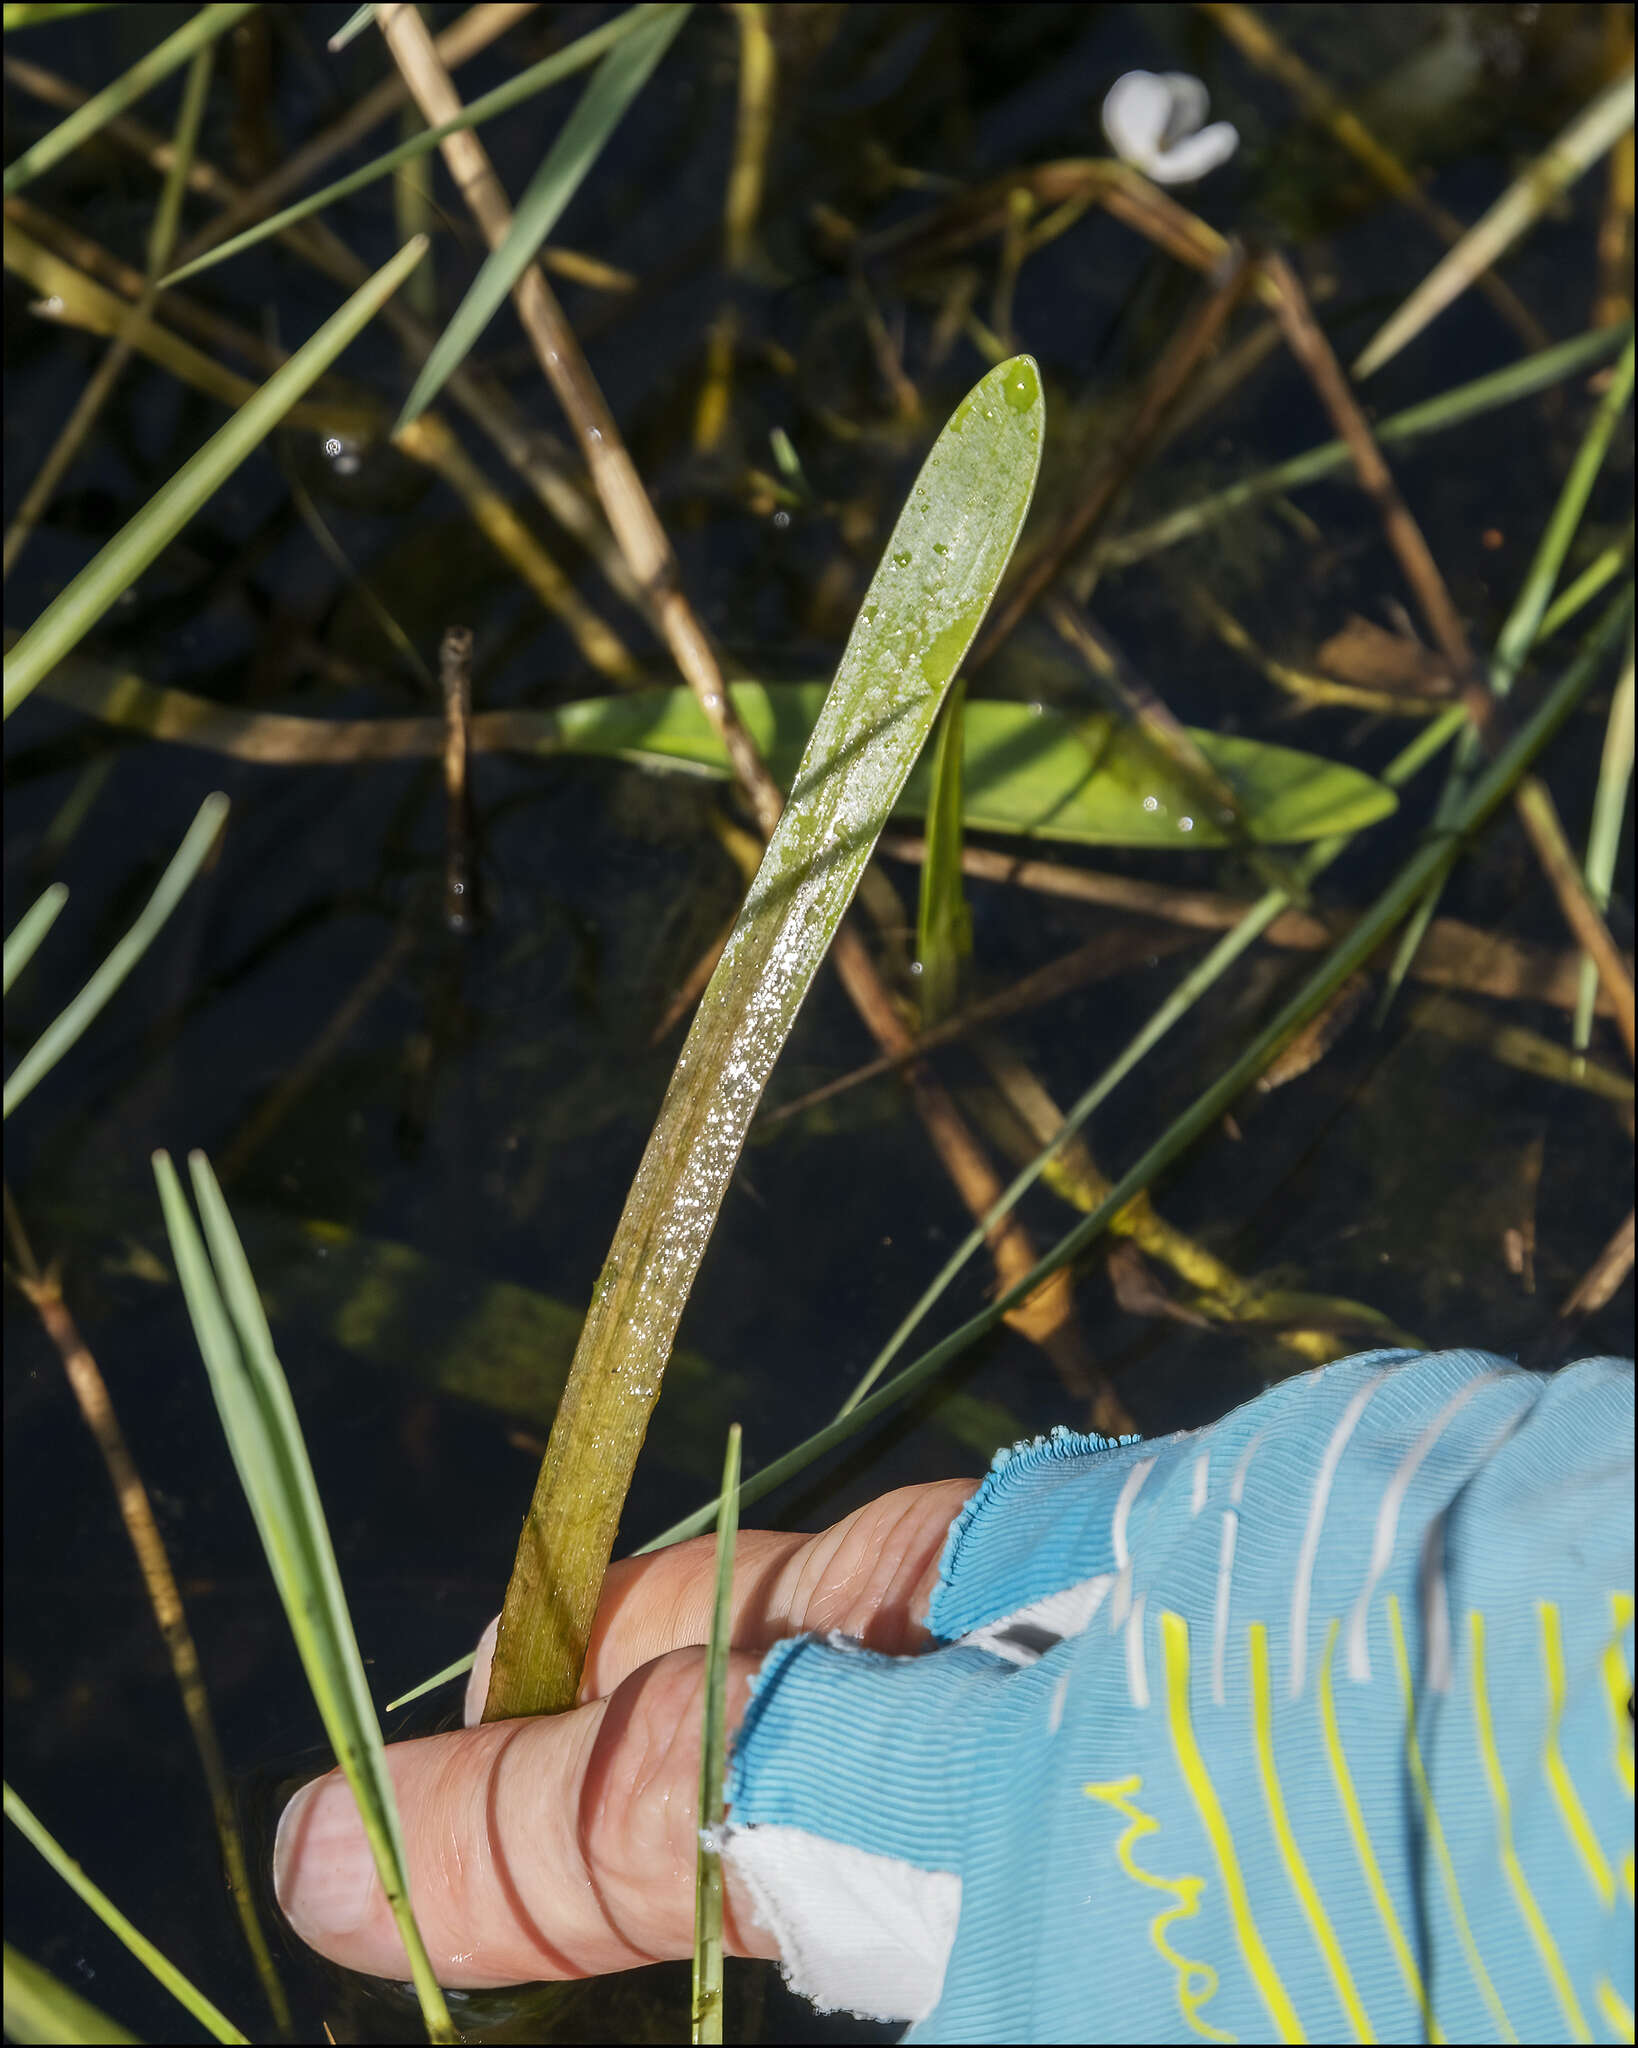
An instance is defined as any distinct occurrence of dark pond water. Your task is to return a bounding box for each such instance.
[4,4,1633,2041]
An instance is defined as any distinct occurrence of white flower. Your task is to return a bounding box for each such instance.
[1101,71,1239,185]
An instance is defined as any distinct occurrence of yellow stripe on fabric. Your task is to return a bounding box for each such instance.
[1084,1774,1236,2044]
[1538,1602,1617,1909]
[1605,1593,1634,1803]
[1469,1611,1591,2040]
[1387,1596,1516,2043]
[1162,1609,1306,2043]
[1605,1593,1635,1907]
[1594,1975,1634,2042]
[1317,1619,1442,2040]
[1248,1623,1376,2041]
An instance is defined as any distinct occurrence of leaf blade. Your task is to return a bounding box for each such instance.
[486,354,1047,1720]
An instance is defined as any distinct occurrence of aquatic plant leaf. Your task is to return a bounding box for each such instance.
[395,5,689,433]
[2,883,66,995]
[1,1,254,197]
[3,1794,242,2043]
[486,355,1046,1720]
[3,236,428,720]
[691,1424,740,2046]
[915,679,973,1021]
[153,1153,457,2044]
[162,5,679,288]
[28,659,1396,844]
[533,681,1399,844]
[3,1938,140,2047]
[3,796,228,1121]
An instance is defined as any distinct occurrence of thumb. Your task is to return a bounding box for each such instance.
[273,1645,781,1988]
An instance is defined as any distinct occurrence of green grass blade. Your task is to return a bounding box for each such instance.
[2,3,256,197]
[395,3,689,433]
[1103,323,1630,571]
[153,1152,457,2045]
[1537,529,1632,643]
[3,5,121,26]
[1354,67,1636,381]
[327,1,375,51]
[160,5,682,289]
[691,1424,741,2048]
[3,1941,140,2047]
[3,235,428,720]
[2,795,227,1120]
[1572,622,1634,1055]
[1376,338,1634,1019]
[486,355,1046,1722]
[4,1785,245,2044]
[146,41,214,280]
[3,882,67,994]
[1492,339,1635,699]
[915,679,972,1023]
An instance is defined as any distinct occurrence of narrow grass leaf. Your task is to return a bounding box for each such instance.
[3,1941,139,2047]
[3,235,427,720]
[2,3,256,197]
[1376,338,1634,1021]
[1104,323,1630,571]
[152,1153,456,2045]
[3,5,122,25]
[161,5,682,289]
[1572,624,1634,1055]
[4,1784,245,2044]
[691,1424,741,2048]
[915,679,972,1023]
[486,355,1046,1721]
[396,3,689,432]
[1354,67,1636,380]
[327,1,375,51]
[3,882,66,994]
[2,795,227,1120]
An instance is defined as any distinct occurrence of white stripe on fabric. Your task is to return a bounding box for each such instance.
[1191,1452,1210,1518]
[1213,1507,1239,1708]
[1288,1370,1397,1701]
[1346,1371,1511,1682]
[1420,1514,1451,1694]
[1206,1435,1263,1707]
[1126,1591,1150,1708]
[1108,1456,1155,1631]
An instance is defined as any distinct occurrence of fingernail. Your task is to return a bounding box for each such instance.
[464,1614,500,1728]
[273,1776,378,1942]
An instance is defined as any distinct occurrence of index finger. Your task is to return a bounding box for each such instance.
[467,1477,979,1719]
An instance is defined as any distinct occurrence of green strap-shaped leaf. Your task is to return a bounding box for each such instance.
[161,6,678,288]
[2,3,256,196]
[4,1787,244,2043]
[27,658,1400,845]
[153,1153,456,2044]
[485,355,1046,1720]
[395,5,690,433]
[916,678,972,1022]
[3,235,428,721]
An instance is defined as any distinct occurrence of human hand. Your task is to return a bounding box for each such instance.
[273,1478,978,1989]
